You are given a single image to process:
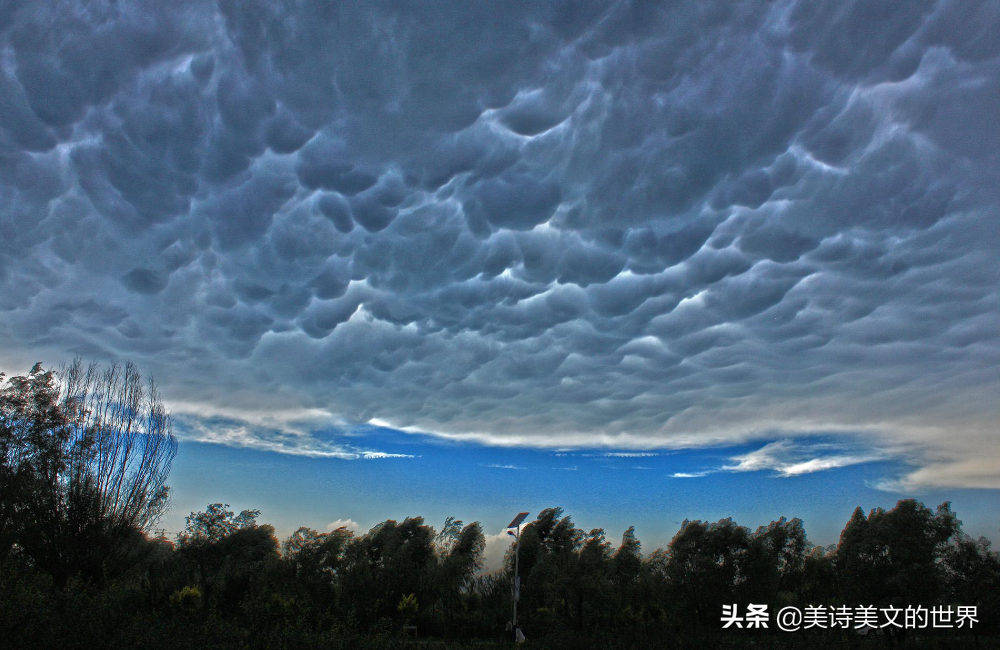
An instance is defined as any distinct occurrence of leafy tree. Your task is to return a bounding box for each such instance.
[283,525,354,577]
[1,363,75,570]
[835,499,958,605]
[176,503,279,616]
[663,518,750,628]
[397,592,418,623]
[611,526,642,586]
[435,517,464,555]
[943,534,1000,633]
[742,517,807,605]
[0,360,176,586]
[575,528,612,627]
[438,520,485,588]
[609,526,642,626]
[800,544,837,603]
[340,517,437,626]
[282,525,354,612]
[512,508,583,628]
[178,503,262,547]
[176,503,272,578]
[434,519,485,632]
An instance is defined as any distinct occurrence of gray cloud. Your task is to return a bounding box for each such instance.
[1,0,998,487]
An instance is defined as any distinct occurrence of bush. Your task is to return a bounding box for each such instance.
[169,585,202,611]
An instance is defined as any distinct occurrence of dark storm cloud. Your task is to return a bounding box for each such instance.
[1,0,998,486]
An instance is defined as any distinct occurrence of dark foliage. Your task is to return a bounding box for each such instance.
[1,360,176,587]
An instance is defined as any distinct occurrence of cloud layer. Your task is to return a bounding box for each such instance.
[1,0,998,488]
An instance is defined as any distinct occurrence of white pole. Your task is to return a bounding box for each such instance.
[513,522,520,638]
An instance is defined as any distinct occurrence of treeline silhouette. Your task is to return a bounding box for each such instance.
[2,362,998,649]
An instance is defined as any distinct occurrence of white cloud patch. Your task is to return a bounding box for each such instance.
[722,440,885,477]
[326,518,362,534]
[480,529,515,573]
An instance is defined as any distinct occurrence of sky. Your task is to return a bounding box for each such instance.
[1,0,998,562]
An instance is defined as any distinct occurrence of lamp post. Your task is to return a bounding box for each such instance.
[507,512,529,641]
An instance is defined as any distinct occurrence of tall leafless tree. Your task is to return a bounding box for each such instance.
[60,359,178,541]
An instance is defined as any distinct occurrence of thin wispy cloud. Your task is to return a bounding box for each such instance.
[721,440,885,478]
[671,471,712,479]
[175,414,412,460]
[585,452,661,458]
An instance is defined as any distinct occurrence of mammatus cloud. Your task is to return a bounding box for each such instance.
[1,1,998,487]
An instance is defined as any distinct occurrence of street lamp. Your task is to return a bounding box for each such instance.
[507,512,529,642]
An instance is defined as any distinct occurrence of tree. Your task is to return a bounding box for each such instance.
[176,503,270,578]
[435,518,485,632]
[175,503,280,615]
[0,360,177,585]
[611,526,642,587]
[511,508,583,628]
[60,359,177,539]
[1,363,74,566]
[742,517,808,605]
[282,525,354,610]
[835,499,959,605]
[800,545,837,603]
[177,503,262,547]
[575,528,612,627]
[943,534,1000,634]
[663,518,750,629]
[340,517,437,626]
[283,525,354,578]
[608,526,643,626]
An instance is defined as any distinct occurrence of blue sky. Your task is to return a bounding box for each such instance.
[2,0,999,560]
[159,428,1000,566]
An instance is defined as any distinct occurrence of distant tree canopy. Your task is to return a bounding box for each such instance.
[0,360,177,586]
[178,503,263,547]
[4,493,999,649]
[836,500,958,606]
